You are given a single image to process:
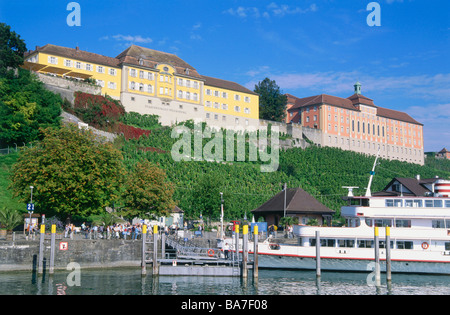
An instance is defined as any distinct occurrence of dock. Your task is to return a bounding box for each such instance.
[142,225,258,278]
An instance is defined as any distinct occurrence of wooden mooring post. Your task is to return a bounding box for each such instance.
[242,225,248,279]
[374,227,381,287]
[385,226,392,282]
[49,225,56,274]
[38,224,45,274]
[253,225,259,280]
[141,225,147,276]
[153,225,159,275]
[315,230,321,278]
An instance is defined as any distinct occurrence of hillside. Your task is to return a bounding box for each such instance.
[118,117,450,222]
[2,81,449,223]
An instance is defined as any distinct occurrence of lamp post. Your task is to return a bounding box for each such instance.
[28,186,34,237]
[220,192,224,240]
[283,183,287,218]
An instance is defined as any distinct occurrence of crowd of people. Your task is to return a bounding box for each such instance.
[63,223,149,240]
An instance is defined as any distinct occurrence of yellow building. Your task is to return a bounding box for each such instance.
[23,44,122,99]
[23,44,260,129]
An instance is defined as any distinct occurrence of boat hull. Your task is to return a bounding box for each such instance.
[253,252,450,274]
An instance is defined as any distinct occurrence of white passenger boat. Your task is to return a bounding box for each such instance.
[225,156,450,274]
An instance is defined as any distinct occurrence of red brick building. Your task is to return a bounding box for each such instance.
[286,83,424,165]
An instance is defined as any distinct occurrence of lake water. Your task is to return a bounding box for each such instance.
[0,268,449,295]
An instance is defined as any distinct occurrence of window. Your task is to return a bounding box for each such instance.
[245,96,250,103]
[206,89,211,96]
[130,69,136,77]
[310,239,335,247]
[214,90,219,97]
[186,80,191,88]
[434,200,443,207]
[425,200,434,208]
[193,93,198,101]
[244,108,250,114]
[396,241,413,250]
[395,220,411,228]
[222,92,227,98]
[178,90,183,98]
[222,104,228,110]
[108,82,116,90]
[338,239,355,248]
[374,219,392,227]
[147,72,154,80]
[235,118,239,125]
[386,199,394,207]
[139,71,144,79]
[147,85,153,93]
[194,81,199,89]
[358,240,373,248]
[235,94,240,101]
[445,200,450,208]
[178,78,183,86]
[130,82,136,90]
[139,83,144,92]
[109,68,116,76]
[86,64,92,71]
[432,220,446,229]
[48,56,58,64]
[234,106,240,112]
[97,66,105,74]
[76,62,82,69]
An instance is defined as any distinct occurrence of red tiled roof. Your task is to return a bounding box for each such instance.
[116,45,203,79]
[286,93,423,125]
[29,44,121,68]
[287,93,356,111]
[202,75,258,95]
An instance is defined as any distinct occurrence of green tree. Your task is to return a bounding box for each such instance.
[0,69,62,146]
[254,77,287,122]
[9,125,126,220]
[191,173,223,220]
[122,160,175,219]
[0,23,27,75]
[0,207,23,232]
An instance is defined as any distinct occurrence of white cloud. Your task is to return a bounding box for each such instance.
[224,3,317,19]
[406,103,450,151]
[100,34,153,44]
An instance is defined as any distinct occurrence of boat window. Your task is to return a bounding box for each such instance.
[434,200,443,207]
[445,200,450,208]
[432,219,446,229]
[365,219,373,227]
[379,241,394,249]
[338,239,355,248]
[374,219,392,227]
[357,240,373,248]
[361,199,370,207]
[310,239,336,247]
[405,200,413,207]
[395,219,411,228]
[396,241,413,250]
[425,200,434,207]
[386,199,394,207]
[413,200,423,207]
[446,243,450,251]
[393,199,402,207]
[447,220,450,229]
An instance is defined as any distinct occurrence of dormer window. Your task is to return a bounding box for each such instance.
[163,66,169,72]
[185,68,190,75]
[139,58,144,66]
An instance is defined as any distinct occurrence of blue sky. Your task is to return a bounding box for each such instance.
[1,0,449,151]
